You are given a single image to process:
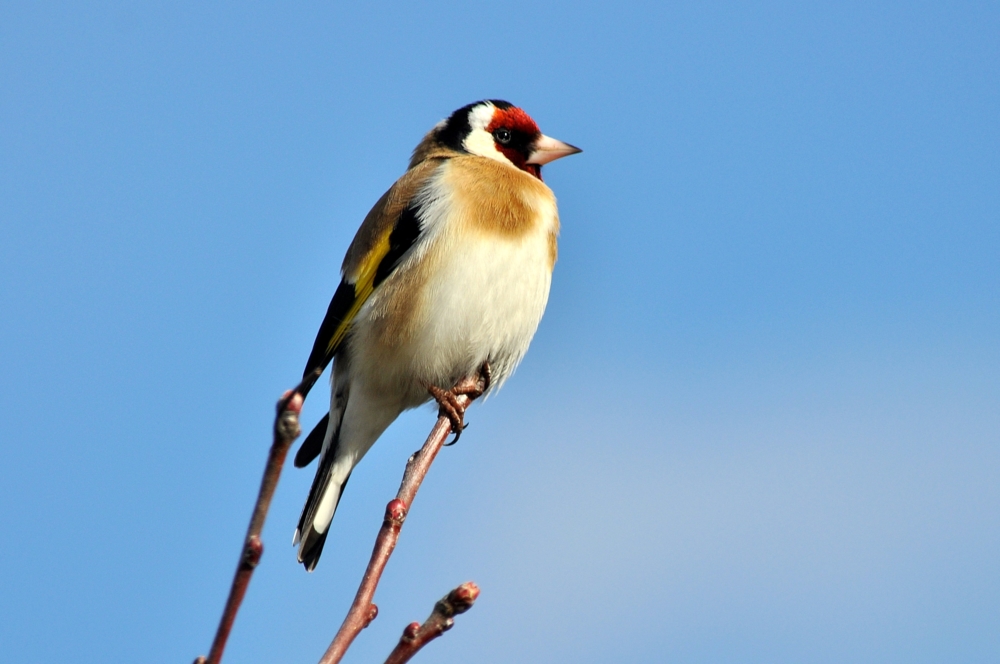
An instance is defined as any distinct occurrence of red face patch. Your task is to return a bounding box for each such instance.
[485,107,543,179]
[486,107,541,137]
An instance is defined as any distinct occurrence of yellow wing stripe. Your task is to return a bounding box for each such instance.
[325,230,393,356]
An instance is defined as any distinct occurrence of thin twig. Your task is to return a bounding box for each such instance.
[195,369,322,664]
[383,582,480,664]
[317,369,487,664]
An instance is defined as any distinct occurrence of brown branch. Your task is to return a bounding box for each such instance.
[383,582,480,664]
[195,369,322,664]
[317,369,488,664]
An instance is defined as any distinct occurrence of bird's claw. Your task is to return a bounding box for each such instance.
[427,384,467,441]
[427,361,492,444]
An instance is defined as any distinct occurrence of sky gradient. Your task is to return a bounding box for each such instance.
[1,2,998,662]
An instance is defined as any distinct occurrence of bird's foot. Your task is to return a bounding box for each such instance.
[427,361,492,445]
[427,384,468,442]
[452,361,492,400]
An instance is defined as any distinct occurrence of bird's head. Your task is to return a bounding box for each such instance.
[431,100,581,180]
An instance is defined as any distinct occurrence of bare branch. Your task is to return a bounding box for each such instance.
[195,364,485,664]
[195,369,322,664]
[317,368,488,664]
[382,582,481,664]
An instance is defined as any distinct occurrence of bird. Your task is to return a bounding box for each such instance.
[292,100,580,571]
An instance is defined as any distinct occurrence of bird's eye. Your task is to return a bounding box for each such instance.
[493,128,512,144]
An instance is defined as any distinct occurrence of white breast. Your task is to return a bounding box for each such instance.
[414,215,554,389]
[349,159,558,405]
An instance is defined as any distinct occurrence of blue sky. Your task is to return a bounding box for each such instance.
[1,1,997,662]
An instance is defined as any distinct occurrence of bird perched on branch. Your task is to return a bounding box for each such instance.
[292,100,580,571]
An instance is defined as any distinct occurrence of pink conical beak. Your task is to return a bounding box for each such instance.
[527,134,582,165]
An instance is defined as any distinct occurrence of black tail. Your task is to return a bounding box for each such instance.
[296,468,351,571]
[295,407,348,572]
[295,413,329,468]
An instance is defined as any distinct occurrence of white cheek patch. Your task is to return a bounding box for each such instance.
[467,103,495,131]
[463,129,511,164]
[461,102,514,166]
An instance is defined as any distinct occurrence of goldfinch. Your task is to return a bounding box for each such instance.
[292,100,580,571]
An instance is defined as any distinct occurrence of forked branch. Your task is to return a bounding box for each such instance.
[195,366,484,664]
[316,368,488,664]
[383,582,481,664]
